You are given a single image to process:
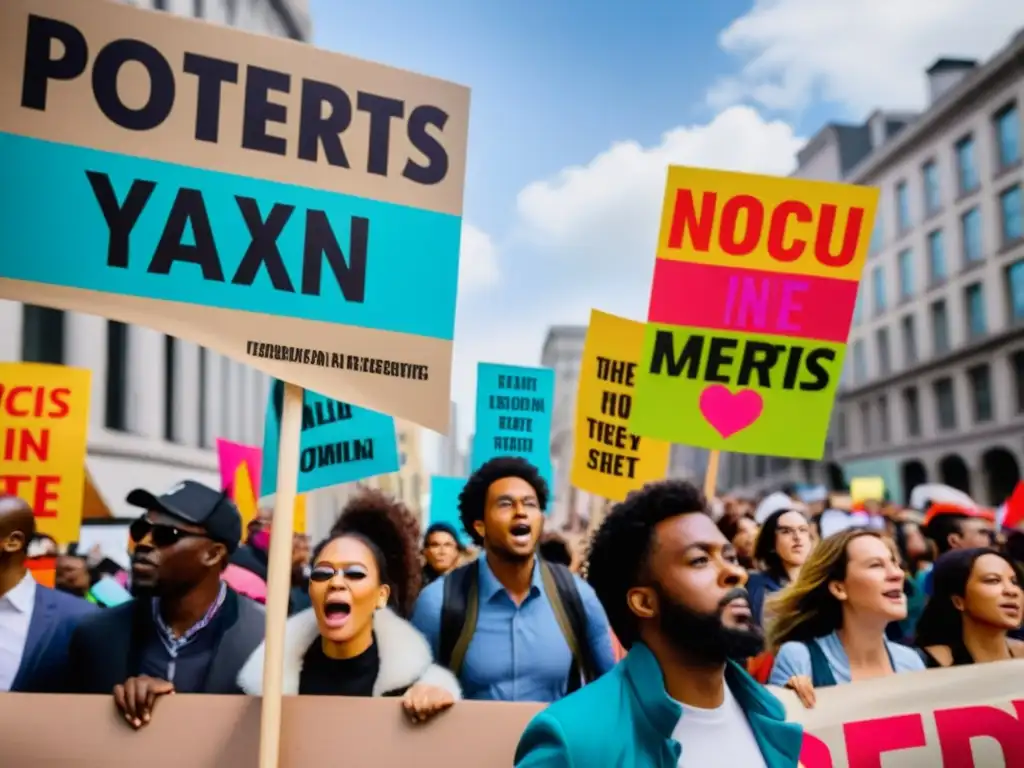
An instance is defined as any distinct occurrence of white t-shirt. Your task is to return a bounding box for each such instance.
[671,684,768,768]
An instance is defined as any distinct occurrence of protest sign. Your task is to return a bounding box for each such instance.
[6,661,1024,767]
[0,0,470,432]
[429,475,467,543]
[217,439,262,533]
[570,310,670,501]
[850,476,885,503]
[472,363,554,489]
[261,379,399,495]
[0,362,91,544]
[631,167,879,459]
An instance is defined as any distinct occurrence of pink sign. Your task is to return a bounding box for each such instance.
[216,439,263,500]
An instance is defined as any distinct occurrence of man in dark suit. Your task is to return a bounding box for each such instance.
[64,481,265,728]
[0,495,98,693]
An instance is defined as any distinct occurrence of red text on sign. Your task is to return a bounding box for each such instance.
[2,427,50,462]
[665,190,866,268]
[0,385,71,418]
[0,475,61,518]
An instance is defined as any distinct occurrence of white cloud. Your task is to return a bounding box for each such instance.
[708,0,1024,113]
[515,105,805,303]
[458,222,500,294]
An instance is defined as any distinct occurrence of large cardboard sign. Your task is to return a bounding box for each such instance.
[570,310,670,501]
[0,0,470,432]
[3,662,1024,766]
[0,362,91,544]
[630,167,879,459]
[260,379,399,495]
[472,363,555,490]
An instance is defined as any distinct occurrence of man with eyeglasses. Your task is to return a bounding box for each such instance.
[62,481,265,728]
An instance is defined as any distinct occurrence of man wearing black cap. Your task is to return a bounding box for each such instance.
[62,481,266,727]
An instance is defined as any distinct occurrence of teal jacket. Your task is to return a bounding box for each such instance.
[514,643,803,768]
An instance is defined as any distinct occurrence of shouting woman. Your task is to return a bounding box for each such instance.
[237,490,460,722]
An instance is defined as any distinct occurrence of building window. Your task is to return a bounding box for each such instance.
[860,401,873,446]
[1013,350,1024,413]
[900,314,917,366]
[965,282,987,339]
[896,181,911,233]
[852,340,867,384]
[105,321,128,431]
[835,409,848,449]
[922,160,941,215]
[872,265,886,315]
[164,336,177,443]
[1008,259,1024,323]
[869,216,884,255]
[1000,185,1023,245]
[898,249,914,300]
[927,229,946,284]
[193,0,205,18]
[955,135,979,194]
[20,305,65,364]
[754,456,766,478]
[198,347,209,448]
[902,387,921,438]
[852,285,865,325]
[994,102,1021,170]
[933,377,957,430]
[930,299,950,355]
[968,364,993,422]
[875,327,891,376]
[961,207,983,264]
[878,395,890,443]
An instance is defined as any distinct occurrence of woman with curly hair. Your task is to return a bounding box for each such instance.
[237,490,460,722]
[766,528,924,708]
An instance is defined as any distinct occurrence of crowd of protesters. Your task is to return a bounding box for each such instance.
[1,459,1022,765]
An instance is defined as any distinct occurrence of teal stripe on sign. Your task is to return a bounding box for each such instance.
[0,132,461,340]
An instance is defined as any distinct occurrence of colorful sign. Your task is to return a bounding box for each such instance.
[570,311,670,501]
[631,166,879,459]
[429,476,468,543]
[0,362,91,544]
[472,363,554,491]
[850,476,885,503]
[0,0,470,432]
[261,379,400,495]
[216,439,262,535]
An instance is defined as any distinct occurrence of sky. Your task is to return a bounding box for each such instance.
[309,0,1024,474]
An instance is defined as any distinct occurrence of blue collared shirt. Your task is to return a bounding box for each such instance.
[411,556,616,702]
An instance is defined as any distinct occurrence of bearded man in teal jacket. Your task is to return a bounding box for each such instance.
[514,480,804,768]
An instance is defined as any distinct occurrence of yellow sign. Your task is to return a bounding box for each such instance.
[0,363,91,544]
[232,462,259,538]
[571,311,671,501]
[850,476,885,503]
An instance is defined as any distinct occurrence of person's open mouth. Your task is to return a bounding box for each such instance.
[323,596,352,628]
[509,523,532,545]
[883,589,904,603]
[724,599,753,625]
[999,602,1021,617]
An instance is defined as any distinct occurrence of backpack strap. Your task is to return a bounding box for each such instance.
[540,560,597,692]
[801,639,837,688]
[438,563,479,677]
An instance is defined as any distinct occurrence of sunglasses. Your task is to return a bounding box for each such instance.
[130,516,210,549]
[309,565,369,583]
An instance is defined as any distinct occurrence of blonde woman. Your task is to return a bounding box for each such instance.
[766,529,924,708]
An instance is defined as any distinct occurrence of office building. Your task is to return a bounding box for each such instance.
[722,31,1024,506]
[2,0,312,522]
[435,402,467,478]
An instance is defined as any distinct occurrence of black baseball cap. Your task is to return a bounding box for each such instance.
[127,480,242,553]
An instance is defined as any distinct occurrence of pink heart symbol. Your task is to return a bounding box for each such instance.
[699,385,764,439]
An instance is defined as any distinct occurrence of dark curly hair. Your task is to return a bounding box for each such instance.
[458,456,549,546]
[321,489,423,618]
[586,480,707,649]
